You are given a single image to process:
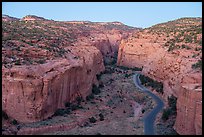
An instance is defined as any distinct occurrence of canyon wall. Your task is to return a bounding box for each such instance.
[2,46,105,123]
[2,16,139,124]
[74,29,132,63]
[117,31,202,135]
[174,73,202,135]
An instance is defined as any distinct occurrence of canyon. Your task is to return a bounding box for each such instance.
[2,15,139,123]
[117,18,202,135]
[2,15,202,135]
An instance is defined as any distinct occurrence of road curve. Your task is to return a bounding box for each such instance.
[133,73,164,135]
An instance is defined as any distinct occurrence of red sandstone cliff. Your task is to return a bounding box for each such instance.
[2,15,139,123]
[117,18,202,135]
[174,72,202,135]
[2,46,105,123]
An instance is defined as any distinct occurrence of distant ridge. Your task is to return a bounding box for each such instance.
[21,15,47,21]
[2,14,20,21]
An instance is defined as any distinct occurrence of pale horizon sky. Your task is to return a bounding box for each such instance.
[2,2,202,28]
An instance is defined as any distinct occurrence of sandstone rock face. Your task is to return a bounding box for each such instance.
[2,15,139,124]
[174,73,202,135]
[74,29,133,63]
[2,46,105,123]
[117,29,202,134]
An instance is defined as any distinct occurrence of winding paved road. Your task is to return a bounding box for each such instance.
[133,73,164,135]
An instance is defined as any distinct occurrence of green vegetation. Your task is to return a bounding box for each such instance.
[99,83,104,88]
[195,47,202,51]
[86,93,95,101]
[2,111,9,120]
[125,73,133,78]
[149,18,201,54]
[89,117,97,123]
[53,108,70,116]
[162,109,171,121]
[96,73,102,80]
[198,39,202,46]
[14,60,21,65]
[192,59,202,70]
[164,39,181,52]
[117,65,142,71]
[147,17,202,35]
[36,59,46,64]
[54,95,84,117]
[99,113,104,121]
[162,95,177,121]
[65,102,71,108]
[86,84,101,101]
[101,68,115,74]
[92,84,101,95]
[168,95,177,114]
[181,44,191,50]
[139,74,163,94]
[76,96,83,105]
[11,119,18,125]
[167,43,176,52]
[184,35,193,43]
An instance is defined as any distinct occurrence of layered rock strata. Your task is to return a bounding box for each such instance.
[2,46,105,123]
[117,30,202,135]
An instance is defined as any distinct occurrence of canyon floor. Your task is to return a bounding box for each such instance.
[2,64,178,135]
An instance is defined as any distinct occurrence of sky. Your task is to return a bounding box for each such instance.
[2,2,202,28]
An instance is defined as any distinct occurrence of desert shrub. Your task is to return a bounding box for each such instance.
[89,117,97,123]
[71,102,83,110]
[198,39,202,46]
[14,60,21,65]
[92,84,100,95]
[181,44,186,49]
[86,93,94,101]
[12,119,18,125]
[168,95,177,114]
[36,59,45,64]
[96,73,102,80]
[167,43,175,52]
[125,73,132,78]
[162,109,171,121]
[64,101,83,113]
[99,83,104,88]
[2,111,9,120]
[161,95,177,121]
[184,35,193,43]
[132,67,143,71]
[53,109,67,116]
[185,46,191,50]
[155,82,163,94]
[76,96,83,105]
[117,66,129,70]
[192,54,198,58]
[117,65,142,71]
[103,68,114,74]
[194,35,197,43]
[195,47,202,51]
[16,46,21,51]
[99,113,104,121]
[192,60,202,70]
[65,102,71,108]
[139,74,163,94]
